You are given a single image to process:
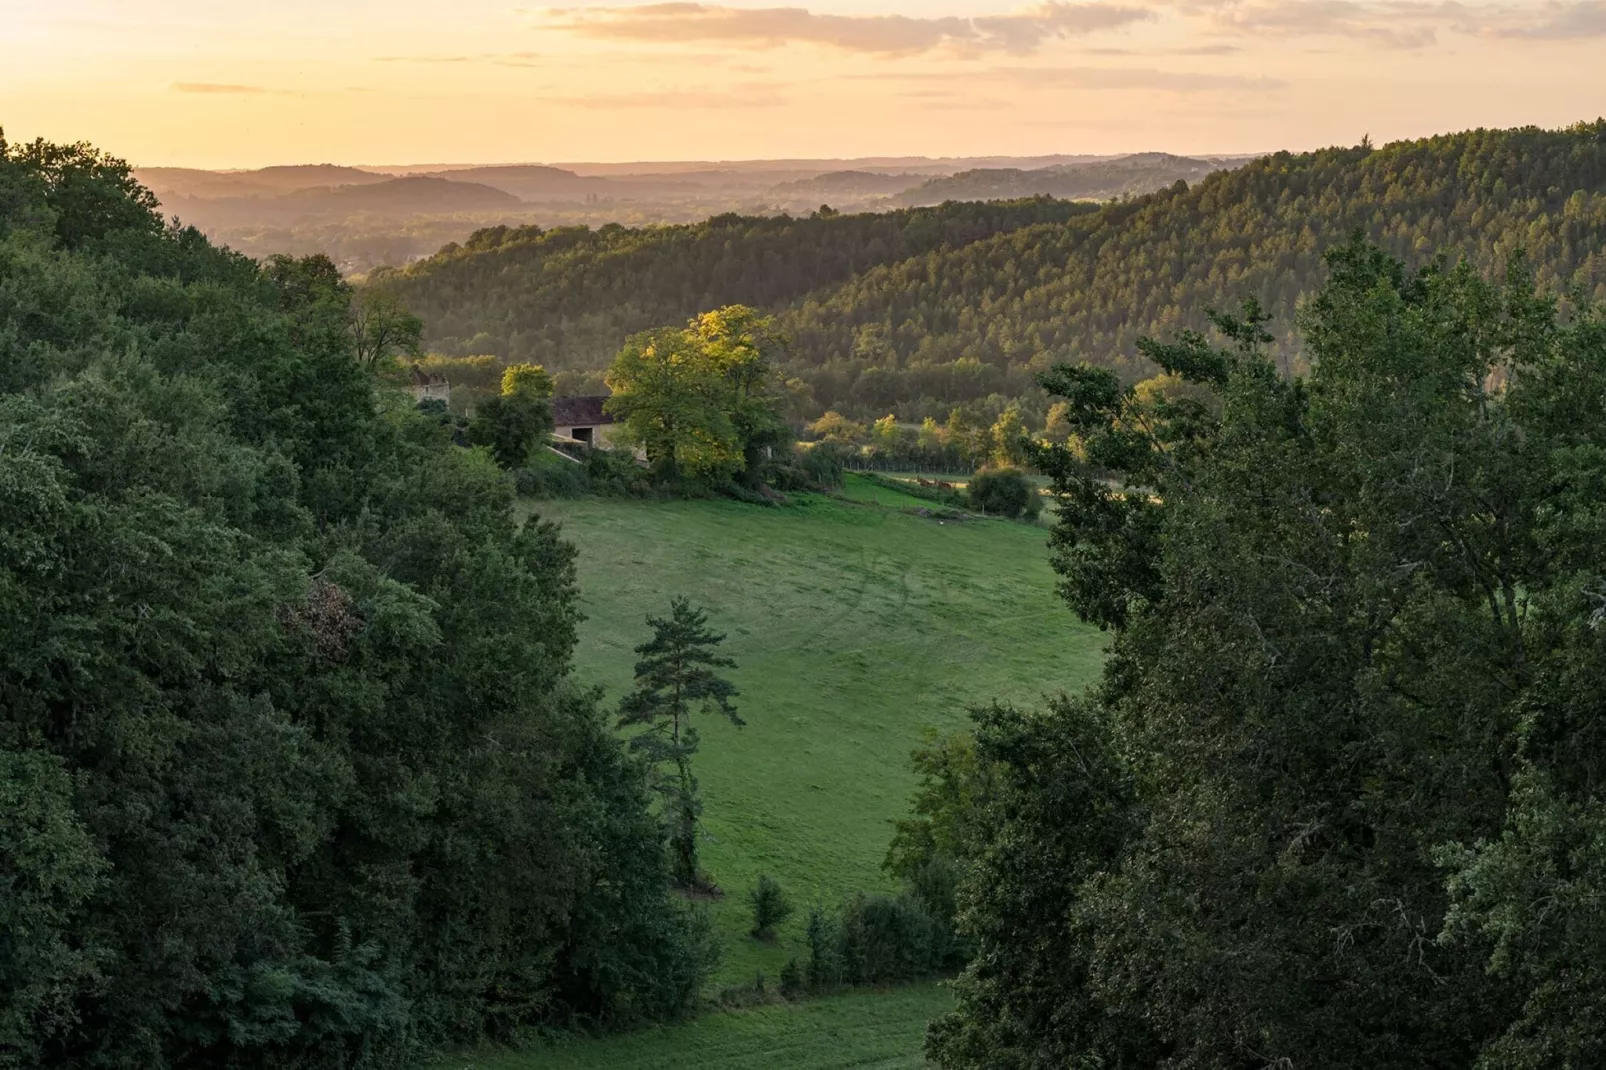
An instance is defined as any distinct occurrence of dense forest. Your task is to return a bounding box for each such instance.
[912,239,1606,1068]
[384,197,1093,376]
[0,134,711,1068]
[391,123,1606,423]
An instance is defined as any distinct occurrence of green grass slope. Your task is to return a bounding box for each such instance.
[437,983,952,1070]
[526,477,1105,985]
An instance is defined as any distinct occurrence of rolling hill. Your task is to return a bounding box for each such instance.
[287,175,521,214]
[891,152,1237,207]
[384,198,1096,370]
[389,122,1606,420]
[134,163,391,200]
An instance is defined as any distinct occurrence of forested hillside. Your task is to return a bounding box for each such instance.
[390,122,1606,421]
[385,198,1095,373]
[786,123,1606,414]
[889,152,1232,207]
[0,134,709,1068]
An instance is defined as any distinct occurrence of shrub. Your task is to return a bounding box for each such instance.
[798,441,850,489]
[585,447,654,496]
[779,958,804,999]
[836,892,942,985]
[515,455,588,499]
[967,467,1039,520]
[768,463,817,492]
[805,906,843,990]
[748,874,795,940]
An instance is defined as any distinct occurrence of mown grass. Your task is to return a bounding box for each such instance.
[435,983,953,1070]
[527,475,1105,986]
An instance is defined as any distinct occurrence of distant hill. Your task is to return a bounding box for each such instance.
[135,164,388,200]
[386,123,1606,423]
[892,153,1237,207]
[384,198,1095,369]
[126,153,1144,271]
[769,171,925,201]
[289,176,520,214]
[409,165,609,201]
[150,176,521,236]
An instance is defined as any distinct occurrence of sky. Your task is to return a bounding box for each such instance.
[2,0,1602,168]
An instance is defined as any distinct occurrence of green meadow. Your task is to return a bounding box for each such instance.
[525,476,1107,986]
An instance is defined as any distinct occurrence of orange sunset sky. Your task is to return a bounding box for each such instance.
[3,0,1600,167]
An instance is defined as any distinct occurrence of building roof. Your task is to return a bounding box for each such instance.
[551,394,614,427]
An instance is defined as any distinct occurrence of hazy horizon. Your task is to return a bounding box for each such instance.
[7,0,1602,170]
[138,150,1268,174]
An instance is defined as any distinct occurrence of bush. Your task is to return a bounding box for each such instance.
[585,447,654,497]
[515,455,588,499]
[967,467,1039,520]
[805,906,843,990]
[800,890,950,994]
[748,874,795,940]
[798,441,850,489]
[779,958,804,999]
[836,892,943,985]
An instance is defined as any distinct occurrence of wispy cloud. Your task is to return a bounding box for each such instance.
[374,51,544,66]
[548,83,788,108]
[1208,0,1440,48]
[1482,0,1606,37]
[1015,65,1284,89]
[854,64,1282,93]
[1198,0,1606,49]
[172,81,271,94]
[537,2,1154,56]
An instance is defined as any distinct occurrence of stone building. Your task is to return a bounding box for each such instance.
[550,395,619,448]
[409,365,450,405]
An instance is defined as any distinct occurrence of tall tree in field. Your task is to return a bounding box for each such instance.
[618,599,743,888]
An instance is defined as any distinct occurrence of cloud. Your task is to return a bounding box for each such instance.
[1482,0,1606,37]
[854,64,1282,93]
[538,2,1155,56]
[373,51,544,65]
[548,83,788,108]
[1195,0,1606,48]
[1210,0,1440,47]
[171,81,271,94]
[1018,65,1285,89]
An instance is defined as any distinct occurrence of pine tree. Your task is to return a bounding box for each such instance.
[618,598,743,887]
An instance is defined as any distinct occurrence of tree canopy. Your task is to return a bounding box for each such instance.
[0,133,710,1068]
[604,306,787,481]
[926,237,1606,1068]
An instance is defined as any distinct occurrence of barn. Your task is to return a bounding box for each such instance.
[551,395,618,448]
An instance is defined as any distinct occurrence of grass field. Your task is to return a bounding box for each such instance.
[526,475,1106,985]
[435,984,953,1070]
